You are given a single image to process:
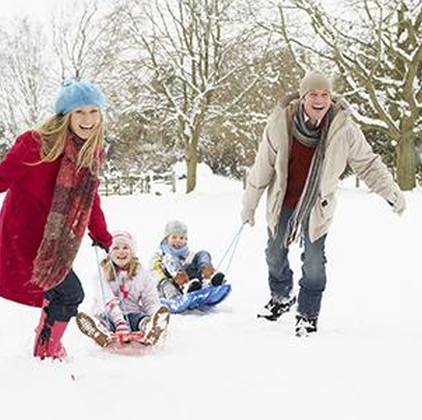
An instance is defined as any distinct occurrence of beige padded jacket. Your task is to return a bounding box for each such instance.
[241,95,401,242]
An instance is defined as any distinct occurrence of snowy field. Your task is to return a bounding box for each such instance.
[0,165,421,420]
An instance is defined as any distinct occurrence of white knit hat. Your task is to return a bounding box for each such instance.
[164,220,188,237]
[299,70,333,98]
[111,230,137,253]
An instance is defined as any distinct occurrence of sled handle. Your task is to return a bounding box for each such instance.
[216,224,244,275]
[93,245,114,331]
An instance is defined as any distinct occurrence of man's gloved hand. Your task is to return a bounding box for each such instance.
[388,190,406,216]
[240,207,255,226]
[174,271,189,287]
[91,240,109,253]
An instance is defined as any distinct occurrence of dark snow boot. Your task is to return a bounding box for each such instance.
[210,272,225,287]
[185,279,202,294]
[257,295,297,321]
[295,315,318,337]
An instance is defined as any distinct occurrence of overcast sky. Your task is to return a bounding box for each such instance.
[0,0,74,20]
[0,0,343,21]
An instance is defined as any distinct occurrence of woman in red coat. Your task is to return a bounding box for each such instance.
[0,80,113,360]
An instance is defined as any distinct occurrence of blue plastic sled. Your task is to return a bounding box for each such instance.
[161,284,232,314]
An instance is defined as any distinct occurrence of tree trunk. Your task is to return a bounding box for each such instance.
[396,134,416,191]
[186,137,199,193]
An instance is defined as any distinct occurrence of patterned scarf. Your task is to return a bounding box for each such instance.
[283,105,333,247]
[31,134,100,291]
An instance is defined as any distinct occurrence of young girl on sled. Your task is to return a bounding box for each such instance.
[77,231,170,347]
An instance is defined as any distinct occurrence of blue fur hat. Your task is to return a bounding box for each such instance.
[54,79,106,115]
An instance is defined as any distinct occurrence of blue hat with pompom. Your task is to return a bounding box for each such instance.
[54,79,106,115]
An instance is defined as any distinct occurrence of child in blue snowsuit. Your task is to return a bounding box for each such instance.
[149,220,225,299]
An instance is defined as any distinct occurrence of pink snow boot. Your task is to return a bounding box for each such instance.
[33,308,68,360]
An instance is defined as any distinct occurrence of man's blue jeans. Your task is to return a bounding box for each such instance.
[265,207,327,317]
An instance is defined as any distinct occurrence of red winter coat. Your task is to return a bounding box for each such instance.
[0,130,112,308]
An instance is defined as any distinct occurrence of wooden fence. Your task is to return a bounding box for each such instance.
[99,171,176,196]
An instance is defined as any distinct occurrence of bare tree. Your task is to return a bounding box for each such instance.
[51,0,120,83]
[118,0,265,192]
[0,19,54,140]
[263,0,422,190]
[202,41,303,179]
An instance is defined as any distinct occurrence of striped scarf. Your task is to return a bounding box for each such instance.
[292,105,324,147]
[283,106,333,247]
[31,134,100,290]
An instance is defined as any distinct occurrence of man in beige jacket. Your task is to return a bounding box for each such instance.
[240,70,406,337]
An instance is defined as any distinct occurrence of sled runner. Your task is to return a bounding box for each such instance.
[76,306,170,349]
[161,284,232,314]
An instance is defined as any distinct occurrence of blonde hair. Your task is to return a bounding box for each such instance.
[100,257,140,283]
[33,113,104,172]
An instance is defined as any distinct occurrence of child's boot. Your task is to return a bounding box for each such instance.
[76,312,113,347]
[210,271,225,286]
[184,278,202,293]
[201,266,225,287]
[139,306,170,345]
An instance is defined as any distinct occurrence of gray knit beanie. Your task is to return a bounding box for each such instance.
[299,70,333,98]
[164,220,188,237]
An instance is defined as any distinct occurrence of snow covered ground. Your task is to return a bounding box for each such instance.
[0,166,421,420]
